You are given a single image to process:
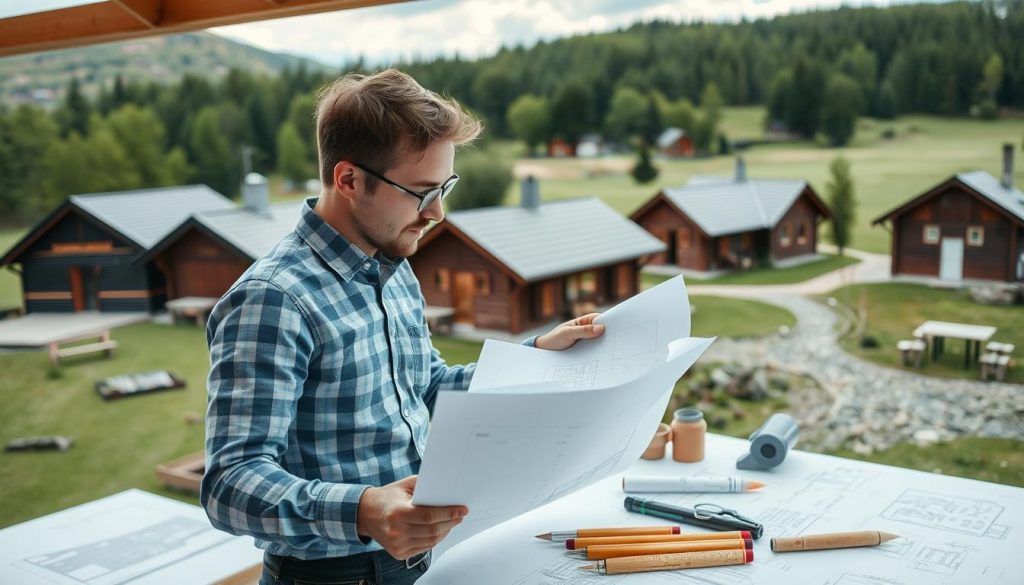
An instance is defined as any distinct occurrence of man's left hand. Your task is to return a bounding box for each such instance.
[535,312,605,351]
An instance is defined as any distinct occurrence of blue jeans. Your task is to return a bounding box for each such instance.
[260,550,430,585]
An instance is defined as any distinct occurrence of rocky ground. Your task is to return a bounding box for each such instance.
[698,295,1024,454]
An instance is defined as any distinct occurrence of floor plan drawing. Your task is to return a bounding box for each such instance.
[881,490,1005,537]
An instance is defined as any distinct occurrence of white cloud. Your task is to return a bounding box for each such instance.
[210,0,946,66]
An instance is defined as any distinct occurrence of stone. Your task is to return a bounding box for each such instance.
[710,368,732,389]
[913,429,941,446]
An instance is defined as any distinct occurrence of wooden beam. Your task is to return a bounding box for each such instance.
[0,0,408,57]
[111,0,164,28]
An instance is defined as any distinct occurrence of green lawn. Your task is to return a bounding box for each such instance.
[643,253,860,287]
[499,108,1024,255]
[690,295,795,338]
[829,283,1024,383]
[0,227,25,310]
[831,438,1024,487]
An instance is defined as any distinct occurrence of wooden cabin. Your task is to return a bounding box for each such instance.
[631,158,831,271]
[136,173,299,303]
[410,179,664,334]
[656,127,694,158]
[873,145,1024,283]
[547,137,576,158]
[0,185,233,313]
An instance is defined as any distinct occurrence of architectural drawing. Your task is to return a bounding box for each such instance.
[882,490,1005,537]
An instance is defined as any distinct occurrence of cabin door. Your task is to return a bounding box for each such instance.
[939,238,963,281]
[452,272,476,323]
[666,230,678,264]
[69,266,100,312]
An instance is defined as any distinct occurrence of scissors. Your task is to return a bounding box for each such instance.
[694,502,765,539]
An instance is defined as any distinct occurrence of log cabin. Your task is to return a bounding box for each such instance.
[631,158,832,271]
[409,178,665,334]
[873,144,1024,283]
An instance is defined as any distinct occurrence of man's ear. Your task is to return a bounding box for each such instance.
[333,161,359,201]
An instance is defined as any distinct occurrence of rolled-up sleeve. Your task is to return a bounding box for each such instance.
[201,279,368,548]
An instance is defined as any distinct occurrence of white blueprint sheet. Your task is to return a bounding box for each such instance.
[420,434,1024,585]
[414,276,715,554]
[0,489,261,585]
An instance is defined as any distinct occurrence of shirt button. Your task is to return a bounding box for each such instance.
[402,406,411,418]
[363,261,371,269]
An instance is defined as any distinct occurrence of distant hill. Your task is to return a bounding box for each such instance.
[0,32,330,108]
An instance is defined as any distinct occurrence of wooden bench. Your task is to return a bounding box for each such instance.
[986,341,1015,355]
[980,352,1011,382]
[897,338,926,368]
[48,330,117,365]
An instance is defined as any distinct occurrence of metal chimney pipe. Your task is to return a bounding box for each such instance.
[1002,143,1014,190]
[521,175,540,210]
[242,172,271,216]
[735,156,747,182]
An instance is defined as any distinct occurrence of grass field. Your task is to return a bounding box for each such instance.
[0,227,25,310]
[499,108,1024,255]
[643,253,860,287]
[829,282,1024,383]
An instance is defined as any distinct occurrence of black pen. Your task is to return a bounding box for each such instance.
[624,497,764,539]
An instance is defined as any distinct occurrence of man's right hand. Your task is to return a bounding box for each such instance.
[357,475,468,560]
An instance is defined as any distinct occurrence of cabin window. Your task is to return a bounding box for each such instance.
[475,271,491,294]
[966,226,984,247]
[435,268,450,291]
[780,224,791,247]
[797,223,808,246]
[923,224,940,244]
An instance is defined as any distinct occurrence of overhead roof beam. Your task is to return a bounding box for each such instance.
[0,0,406,57]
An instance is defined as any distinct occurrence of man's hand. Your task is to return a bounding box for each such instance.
[357,475,467,560]
[535,312,605,351]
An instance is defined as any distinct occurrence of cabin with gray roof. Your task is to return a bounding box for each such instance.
[873,145,1024,283]
[410,178,665,333]
[0,184,233,313]
[630,158,831,272]
[139,176,301,301]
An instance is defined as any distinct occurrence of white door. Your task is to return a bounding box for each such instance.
[939,237,964,281]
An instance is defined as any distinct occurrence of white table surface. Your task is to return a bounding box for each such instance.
[0,489,262,585]
[422,433,1024,585]
[913,320,997,342]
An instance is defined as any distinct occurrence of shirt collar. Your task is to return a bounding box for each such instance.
[296,197,402,284]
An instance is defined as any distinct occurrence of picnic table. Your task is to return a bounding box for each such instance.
[165,296,218,326]
[912,320,997,369]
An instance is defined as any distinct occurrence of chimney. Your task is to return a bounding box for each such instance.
[520,175,540,210]
[242,172,271,216]
[1002,143,1014,190]
[735,156,747,182]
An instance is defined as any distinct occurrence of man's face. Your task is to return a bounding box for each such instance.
[351,141,453,259]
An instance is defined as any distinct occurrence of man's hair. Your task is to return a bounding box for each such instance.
[314,68,482,189]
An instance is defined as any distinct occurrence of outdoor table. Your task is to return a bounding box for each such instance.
[912,320,997,369]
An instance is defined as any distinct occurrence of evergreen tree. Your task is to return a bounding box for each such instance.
[276,122,312,186]
[506,94,551,155]
[694,83,723,153]
[551,79,594,145]
[787,56,826,138]
[821,74,863,146]
[57,78,91,138]
[630,141,659,184]
[826,156,856,256]
[0,106,60,218]
[190,106,239,196]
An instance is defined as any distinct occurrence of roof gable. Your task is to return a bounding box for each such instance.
[70,184,234,249]
[438,198,665,282]
[873,171,1024,227]
[661,177,812,237]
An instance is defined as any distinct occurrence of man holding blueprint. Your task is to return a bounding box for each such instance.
[201,69,605,585]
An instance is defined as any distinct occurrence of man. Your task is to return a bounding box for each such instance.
[201,69,605,585]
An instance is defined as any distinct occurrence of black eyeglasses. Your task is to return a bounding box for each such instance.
[354,163,459,212]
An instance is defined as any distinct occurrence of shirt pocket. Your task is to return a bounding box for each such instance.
[398,321,431,394]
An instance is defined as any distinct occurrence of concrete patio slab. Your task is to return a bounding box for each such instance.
[0,312,150,347]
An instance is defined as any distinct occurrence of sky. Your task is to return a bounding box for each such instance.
[2,0,956,66]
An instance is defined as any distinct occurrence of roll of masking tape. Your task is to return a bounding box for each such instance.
[641,423,672,460]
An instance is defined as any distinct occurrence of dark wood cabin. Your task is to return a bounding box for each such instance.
[0,185,233,313]
[410,191,663,334]
[631,160,831,272]
[873,160,1024,283]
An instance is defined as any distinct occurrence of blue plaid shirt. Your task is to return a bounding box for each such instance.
[202,198,475,560]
